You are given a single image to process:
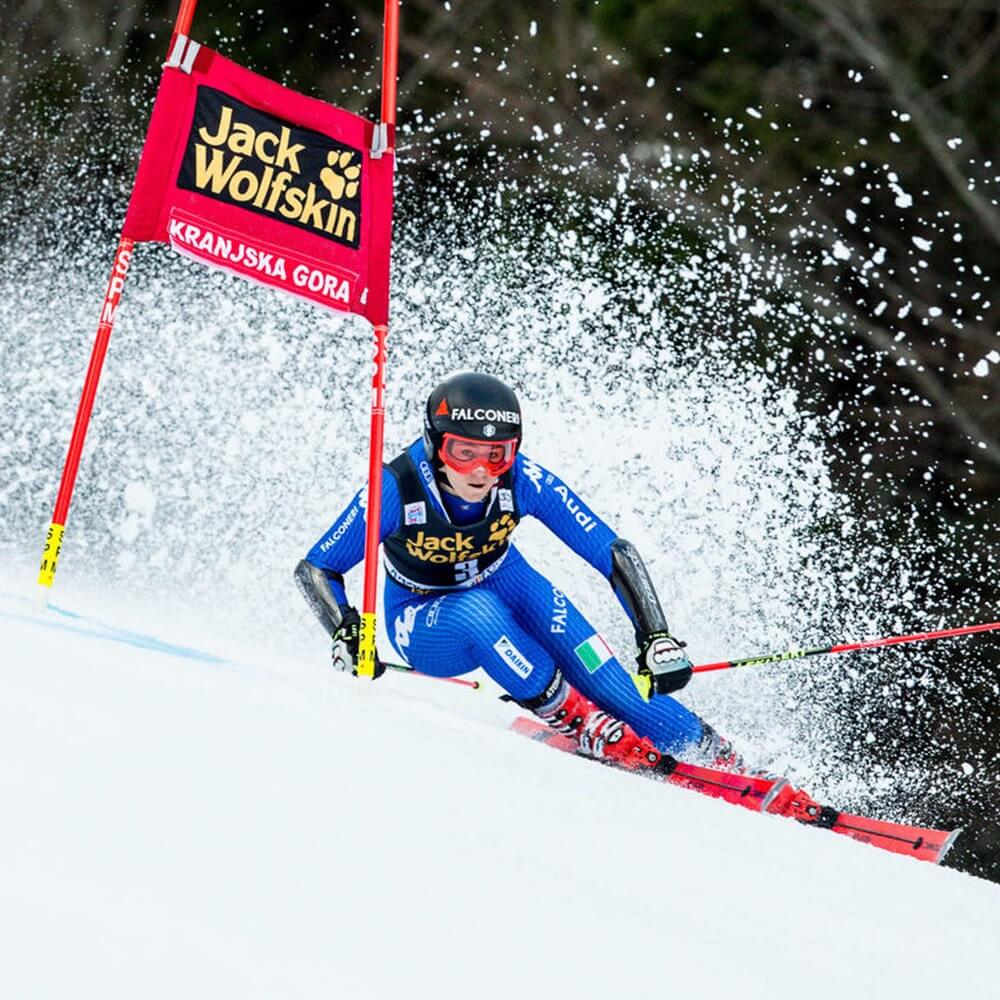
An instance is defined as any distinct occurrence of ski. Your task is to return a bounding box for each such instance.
[510,716,788,810]
[510,716,960,865]
[827,812,961,864]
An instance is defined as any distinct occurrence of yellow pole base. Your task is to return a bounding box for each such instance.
[37,522,65,590]
[356,611,379,679]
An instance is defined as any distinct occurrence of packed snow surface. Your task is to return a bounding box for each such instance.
[1,583,997,1000]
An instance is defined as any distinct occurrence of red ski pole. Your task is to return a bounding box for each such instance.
[385,662,481,690]
[692,621,1000,674]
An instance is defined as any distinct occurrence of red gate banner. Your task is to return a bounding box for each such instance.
[123,35,393,325]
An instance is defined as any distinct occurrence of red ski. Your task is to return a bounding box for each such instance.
[510,716,960,865]
[828,812,960,863]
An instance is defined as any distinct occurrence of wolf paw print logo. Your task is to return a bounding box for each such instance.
[320,150,361,201]
[489,513,516,545]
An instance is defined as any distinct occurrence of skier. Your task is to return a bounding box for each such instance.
[291,374,959,853]
[294,370,758,776]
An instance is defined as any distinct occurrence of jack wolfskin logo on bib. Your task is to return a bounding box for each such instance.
[407,529,475,558]
[403,514,517,566]
[178,87,362,248]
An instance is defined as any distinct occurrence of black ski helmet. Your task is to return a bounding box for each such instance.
[423,372,523,464]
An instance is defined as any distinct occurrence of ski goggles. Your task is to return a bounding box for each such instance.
[439,433,518,477]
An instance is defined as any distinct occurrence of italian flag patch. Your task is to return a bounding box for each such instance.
[575,634,614,673]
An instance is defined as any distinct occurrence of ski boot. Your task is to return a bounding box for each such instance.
[696,724,747,771]
[525,671,670,774]
[698,724,837,824]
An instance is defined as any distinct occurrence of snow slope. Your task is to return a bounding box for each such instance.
[2,586,997,1000]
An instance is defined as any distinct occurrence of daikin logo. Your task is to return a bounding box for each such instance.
[493,635,534,679]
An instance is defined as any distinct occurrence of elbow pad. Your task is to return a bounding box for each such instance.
[294,559,348,639]
[609,538,668,636]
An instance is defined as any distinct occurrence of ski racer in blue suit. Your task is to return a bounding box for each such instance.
[295,372,732,774]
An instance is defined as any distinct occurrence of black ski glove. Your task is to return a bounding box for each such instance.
[331,606,385,679]
[635,630,693,698]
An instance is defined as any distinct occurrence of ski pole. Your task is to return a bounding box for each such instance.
[692,621,1000,675]
[385,661,481,689]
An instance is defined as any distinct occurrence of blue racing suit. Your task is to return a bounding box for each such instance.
[305,440,705,753]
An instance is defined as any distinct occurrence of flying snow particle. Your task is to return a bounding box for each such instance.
[832,241,852,261]
[529,20,537,36]
[912,236,933,252]
[746,107,762,119]
[890,183,913,208]
[973,359,990,377]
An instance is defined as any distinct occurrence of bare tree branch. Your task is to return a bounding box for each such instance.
[796,0,1000,249]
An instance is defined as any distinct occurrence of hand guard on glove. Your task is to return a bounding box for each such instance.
[635,630,693,698]
[331,606,385,679]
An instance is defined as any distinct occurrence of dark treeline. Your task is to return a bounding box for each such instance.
[3,1,999,875]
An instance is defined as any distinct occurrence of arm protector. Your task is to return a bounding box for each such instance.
[609,538,669,636]
[294,559,349,639]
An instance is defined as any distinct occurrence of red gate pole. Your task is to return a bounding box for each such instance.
[356,0,400,678]
[36,0,201,598]
[174,0,199,35]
